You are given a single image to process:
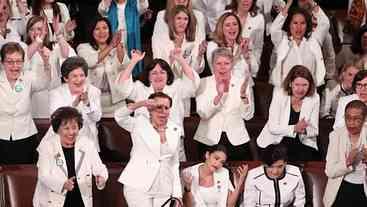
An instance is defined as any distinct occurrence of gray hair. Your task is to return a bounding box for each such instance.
[211,47,233,65]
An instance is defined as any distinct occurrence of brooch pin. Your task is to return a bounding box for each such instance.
[55,153,63,166]
[217,180,221,193]
[14,84,23,92]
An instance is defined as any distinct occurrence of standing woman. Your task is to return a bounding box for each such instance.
[116,50,200,161]
[153,5,204,76]
[153,0,206,47]
[182,144,248,207]
[206,12,252,79]
[195,47,254,161]
[257,65,320,161]
[31,0,76,42]
[114,92,182,207]
[77,16,129,117]
[323,100,367,207]
[41,57,102,152]
[0,42,50,164]
[243,144,306,206]
[270,0,326,87]
[33,107,108,207]
[228,0,265,78]
[26,15,76,118]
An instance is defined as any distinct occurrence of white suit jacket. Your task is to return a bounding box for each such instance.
[194,75,254,146]
[33,135,108,207]
[323,126,367,207]
[0,67,50,140]
[152,9,206,47]
[117,71,200,134]
[40,84,102,151]
[270,13,326,87]
[31,43,77,118]
[243,164,305,207]
[257,89,319,150]
[182,163,233,207]
[77,43,129,104]
[114,106,182,198]
[240,13,265,78]
[333,94,359,129]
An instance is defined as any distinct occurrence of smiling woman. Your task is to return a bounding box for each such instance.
[0,42,51,164]
[257,65,321,161]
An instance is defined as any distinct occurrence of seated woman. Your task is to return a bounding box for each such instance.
[116,49,200,161]
[40,57,102,151]
[243,144,306,206]
[323,100,367,207]
[33,106,108,207]
[269,0,326,87]
[257,65,320,161]
[0,42,50,164]
[334,70,367,129]
[195,47,254,161]
[182,144,248,207]
[321,61,362,119]
[114,92,182,207]
[77,16,129,117]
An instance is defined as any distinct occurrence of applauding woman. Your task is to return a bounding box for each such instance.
[115,92,182,207]
[33,107,108,207]
[182,144,248,207]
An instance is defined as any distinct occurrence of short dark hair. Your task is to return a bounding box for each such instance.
[61,56,89,83]
[282,65,316,97]
[282,7,313,40]
[51,106,83,133]
[148,92,173,107]
[351,24,367,55]
[352,70,367,92]
[261,144,288,166]
[206,144,228,157]
[0,42,25,61]
[345,100,367,120]
[87,16,113,50]
[141,58,174,86]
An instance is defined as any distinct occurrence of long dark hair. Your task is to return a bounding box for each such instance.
[87,16,113,51]
[32,0,62,22]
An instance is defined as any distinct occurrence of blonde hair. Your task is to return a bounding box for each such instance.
[212,12,242,47]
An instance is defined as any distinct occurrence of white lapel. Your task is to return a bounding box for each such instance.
[52,137,68,178]
[165,121,179,152]
[74,138,86,176]
[137,116,161,159]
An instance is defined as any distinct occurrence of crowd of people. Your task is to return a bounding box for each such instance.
[0,0,366,206]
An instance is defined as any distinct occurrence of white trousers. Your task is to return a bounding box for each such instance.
[124,185,171,207]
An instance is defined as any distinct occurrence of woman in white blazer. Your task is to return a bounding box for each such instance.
[228,0,265,78]
[25,16,76,118]
[152,5,205,76]
[40,57,102,152]
[206,12,252,79]
[323,100,367,207]
[182,144,248,207]
[153,0,206,49]
[257,65,320,161]
[114,92,182,207]
[77,16,129,117]
[334,70,367,129]
[116,50,200,161]
[243,144,306,206]
[33,107,108,207]
[0,42,50,164]
[195,47,254,161]
[30,0,75,42]
[269,0,326,87]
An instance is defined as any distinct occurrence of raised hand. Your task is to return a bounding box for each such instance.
[103,0,113,7]
[346,148,359,167]
[181,170,193,191]
[52,15,61,35]
[110,30,122,48]
[16,0,29,16]
[143,99,157,110]
[233,164,248,189]
[240,38,250,60]
[80,90,89,105]
[65,19,77,33]
[130,49,145,63]
[198,40,208,57]
[63,176,76,191]
[39,47,51,64]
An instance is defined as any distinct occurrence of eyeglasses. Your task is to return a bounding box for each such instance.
[356,83,367,90]
[3,60,24,66]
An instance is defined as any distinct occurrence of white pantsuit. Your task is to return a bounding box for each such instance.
[114,106,182,207]
[33,135,108,207]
